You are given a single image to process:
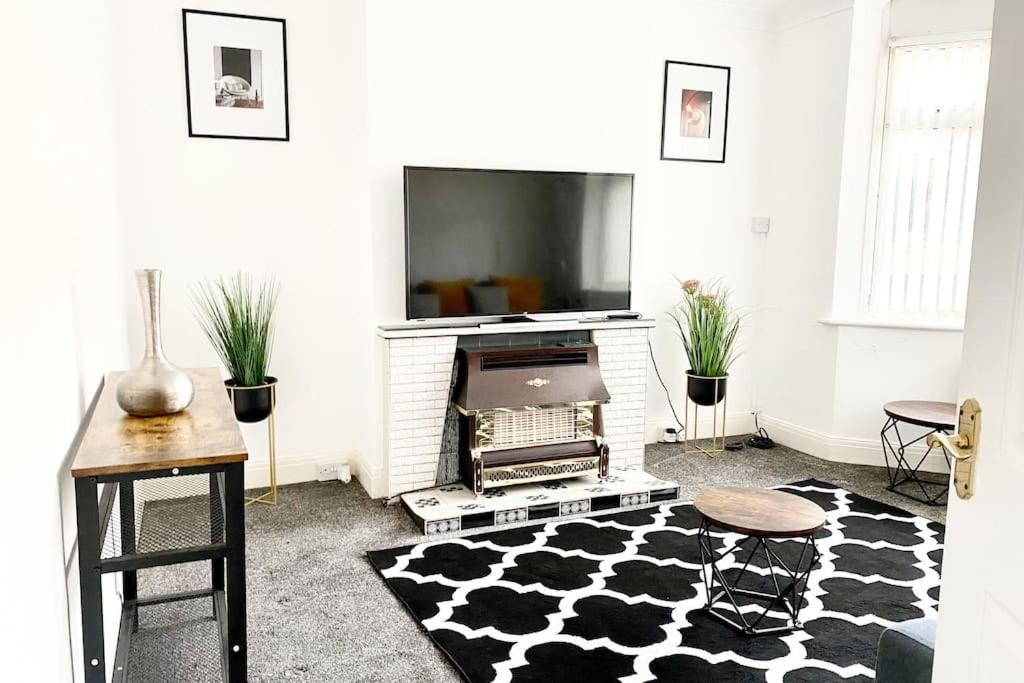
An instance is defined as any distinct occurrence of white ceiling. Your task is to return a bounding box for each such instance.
[696,0,847,26]
[704,0,827,10]
[705,0,801,7]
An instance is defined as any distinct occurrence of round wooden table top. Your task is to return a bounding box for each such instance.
[883,400,957,430]
[694,487,827,538]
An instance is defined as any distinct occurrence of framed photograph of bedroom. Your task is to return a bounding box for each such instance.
[182,9,290,141]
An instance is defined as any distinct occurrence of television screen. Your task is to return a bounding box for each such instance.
[404,167,633,319]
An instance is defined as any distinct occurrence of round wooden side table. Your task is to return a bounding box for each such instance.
[694,487,826,636]
[881,400,956,506]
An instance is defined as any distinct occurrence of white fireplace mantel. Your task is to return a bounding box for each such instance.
[377,317,657,339]
[376,318,657,498]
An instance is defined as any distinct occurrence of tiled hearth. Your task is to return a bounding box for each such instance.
[400,466,679,536]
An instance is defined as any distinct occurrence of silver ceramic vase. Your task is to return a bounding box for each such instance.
[116,269,195,416]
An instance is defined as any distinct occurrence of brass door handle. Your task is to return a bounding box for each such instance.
[926,398,981,500]
[926,432,973,460]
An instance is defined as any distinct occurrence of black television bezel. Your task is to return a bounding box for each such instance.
[403,165,635,321]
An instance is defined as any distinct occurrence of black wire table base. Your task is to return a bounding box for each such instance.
[697,521,819,636]
[881,416,951,506]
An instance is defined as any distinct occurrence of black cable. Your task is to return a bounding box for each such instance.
[748,411,775,449]
[648,340,774,449]
[647,338,686,431]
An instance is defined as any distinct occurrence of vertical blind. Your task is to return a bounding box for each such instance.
[865,38,990,319]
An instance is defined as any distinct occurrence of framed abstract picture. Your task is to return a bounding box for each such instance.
[660,60,730,163]
[182,9,290,141]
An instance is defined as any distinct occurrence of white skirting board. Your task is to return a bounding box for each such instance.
[758,414,949,474]
[643,410,756,445]
[239,410,948,500]
[241,450,381,493]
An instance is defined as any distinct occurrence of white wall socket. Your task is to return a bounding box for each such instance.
[316,462,342,481]
[752,216,771,233]
[317,461,353,483]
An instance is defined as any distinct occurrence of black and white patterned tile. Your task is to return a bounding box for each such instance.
[423,517,460,536]
[400,467,679,532]
[559,500,590,515]
[620,491,649,507]
[495,509,528,526]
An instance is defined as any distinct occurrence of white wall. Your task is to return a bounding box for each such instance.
[641,1,771,442]
[890,0,994,37]
[365,0,774,450]
[2,2,130,679]
[109,0,375,486]
[108,0,989,489]
[757,0,990,467]
[111,0,984,491]
[755,1,853,438]
[831,0,991,450]
[10,0,782,572]
[831,326,963,437]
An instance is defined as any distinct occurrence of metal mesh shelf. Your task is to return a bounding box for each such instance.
[102,473,224,561]
[122,592,223,682]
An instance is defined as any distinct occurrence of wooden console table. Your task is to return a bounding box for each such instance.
[72,368,248,682]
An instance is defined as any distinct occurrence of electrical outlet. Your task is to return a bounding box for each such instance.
[752,216,770,234]
[316,463,340,482]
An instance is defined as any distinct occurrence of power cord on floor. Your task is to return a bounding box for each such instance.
[647,338,685,432]
[747,412,775,449]
[648,340,776,450]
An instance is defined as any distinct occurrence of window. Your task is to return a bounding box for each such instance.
[863,36,990,320]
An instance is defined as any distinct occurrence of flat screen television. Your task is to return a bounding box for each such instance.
[404,166,633,320]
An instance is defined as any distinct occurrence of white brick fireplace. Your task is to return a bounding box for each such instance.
[377,319,656,498]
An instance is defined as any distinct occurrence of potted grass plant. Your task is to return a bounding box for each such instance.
[669,279,740,406]
[194,273,280,423]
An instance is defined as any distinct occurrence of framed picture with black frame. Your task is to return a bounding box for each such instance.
[182,9,290,141]
[660,60,730,163]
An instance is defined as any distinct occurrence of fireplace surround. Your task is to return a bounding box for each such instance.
[377,318,654,499]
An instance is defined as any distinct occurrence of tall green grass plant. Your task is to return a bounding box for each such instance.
[193,274,279,386]
[669,279,740,377]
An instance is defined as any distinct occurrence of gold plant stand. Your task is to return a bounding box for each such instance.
[683,377,728,457]
[226,381,279,506]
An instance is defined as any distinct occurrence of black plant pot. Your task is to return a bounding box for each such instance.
[225,377,277,423]
[686,372,728,407]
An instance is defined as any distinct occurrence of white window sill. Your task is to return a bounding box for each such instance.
[818,317,964,332]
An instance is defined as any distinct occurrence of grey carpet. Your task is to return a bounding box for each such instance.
[131,439,945,681]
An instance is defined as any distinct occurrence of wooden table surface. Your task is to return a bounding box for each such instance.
[883,400,957,430]
[694,487,827,537]
[71,367,247,478]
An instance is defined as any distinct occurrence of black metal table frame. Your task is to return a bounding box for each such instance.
[697,520,819,636]
[880,415,951,506]
[75,462,246,683]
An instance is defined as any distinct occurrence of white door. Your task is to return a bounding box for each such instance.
[933,0,1024,679]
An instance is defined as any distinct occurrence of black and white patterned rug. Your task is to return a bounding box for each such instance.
[368,480,944,682]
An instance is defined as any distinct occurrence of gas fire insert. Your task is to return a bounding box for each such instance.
[454,344,611,495]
